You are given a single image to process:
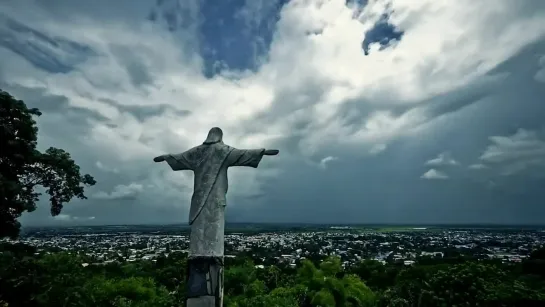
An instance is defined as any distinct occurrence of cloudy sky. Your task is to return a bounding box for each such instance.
[1,0,545,226]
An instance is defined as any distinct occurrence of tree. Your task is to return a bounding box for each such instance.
[0,90,96,238]
[297,257,376,307]
[530,246,545,260]
[350,259,400,290]
[382,261,545,306]
[81,276,175,307]
[521,246,545,280]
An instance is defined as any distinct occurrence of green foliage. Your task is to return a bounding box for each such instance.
[0,249,181,307]
[81,276,173,307]
[1,245,545,306]
[350,259,400,290]
[531,246,545,260]
[382,261,545,307]
[0,90,96,238]
[296,258,376,307]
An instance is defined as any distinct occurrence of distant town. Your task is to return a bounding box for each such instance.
[4,224,545,268]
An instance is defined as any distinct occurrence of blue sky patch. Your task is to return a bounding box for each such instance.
[362,13,404,55]
[197,0,289,77]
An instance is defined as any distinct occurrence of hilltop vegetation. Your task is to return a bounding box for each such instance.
[1,243,545,307]
[0,90,95,239]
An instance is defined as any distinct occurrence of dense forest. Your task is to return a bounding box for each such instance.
[1,242,545,307]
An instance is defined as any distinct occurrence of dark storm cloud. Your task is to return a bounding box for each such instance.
[0,14,94,73]
[0,84,109,128]
[23,0,157,24]
[417,75,507,120]
[230,134,545,225]
[228,38,545,225]
[99,98,191,123]
[2,84,192,133]
[148,0,199,32]
[107,45,155,87]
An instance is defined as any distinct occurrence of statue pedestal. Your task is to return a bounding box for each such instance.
[186,256,224,307]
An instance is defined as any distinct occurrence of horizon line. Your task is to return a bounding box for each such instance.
[21,221,545,229]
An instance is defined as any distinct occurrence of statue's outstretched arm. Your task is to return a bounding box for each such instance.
[264,149,279,156]
[153,153,193,171]
[153,155,166,162]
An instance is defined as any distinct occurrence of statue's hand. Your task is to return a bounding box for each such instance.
[264,149,279,156]
[153,155,166,162]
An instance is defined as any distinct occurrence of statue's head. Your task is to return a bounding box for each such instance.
[203,127,223,144]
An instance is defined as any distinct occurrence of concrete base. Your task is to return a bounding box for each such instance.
[186,256,224,307]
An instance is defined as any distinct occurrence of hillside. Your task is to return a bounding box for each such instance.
[1,243,545,306]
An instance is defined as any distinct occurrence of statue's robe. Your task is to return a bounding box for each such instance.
[164,143,265,257]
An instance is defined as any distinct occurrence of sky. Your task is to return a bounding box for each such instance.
[1,0,545,227]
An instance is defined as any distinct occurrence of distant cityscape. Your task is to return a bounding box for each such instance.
[4,224,545,268]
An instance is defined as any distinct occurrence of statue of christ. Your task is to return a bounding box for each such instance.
[153,127,278,307]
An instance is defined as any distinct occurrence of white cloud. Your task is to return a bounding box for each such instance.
[425,152,459,166]
[421,169,449,180]
[369,144,387,155]
[53,214,72,221]
[93,183,144,200]
[96,161,119,173]
[535,55,545,83]
[319,156,339,169]
[72,216,96,221]
[52,214,95,221]
[537,70,545,83]
[480,128,545,175]
[468,163,488,170]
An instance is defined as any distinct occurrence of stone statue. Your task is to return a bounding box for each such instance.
[153,127,279,307]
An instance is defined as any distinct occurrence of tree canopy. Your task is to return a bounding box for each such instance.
[1,244,545,306]
[0,90,96,238]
